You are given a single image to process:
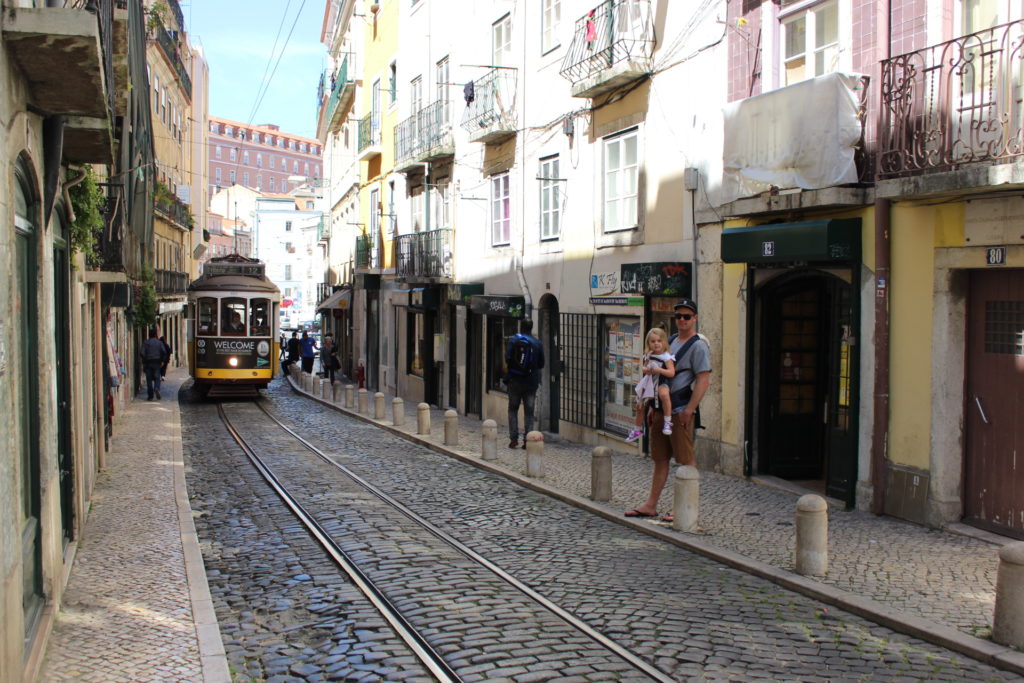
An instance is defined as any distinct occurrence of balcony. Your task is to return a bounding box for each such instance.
[153,21,191,100]
[357,114,381,160]
[879,20,1024,186]
[317,55,356,139]
[3,0,115,162]
[154,188,193,230]
[559,0,654,99]
[355,233,381,270]
[462,68,517,144]
[317,216,330,242]
[155,269,189,296]
[396,229,453,282]
[395,100,454,171]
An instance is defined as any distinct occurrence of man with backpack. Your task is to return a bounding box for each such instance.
[505,318,545,449]
[140,327,170,401]
[625,298,711,521]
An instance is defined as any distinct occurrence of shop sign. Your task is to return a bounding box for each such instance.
[589,296,644,306]
[469,294,525,318]
[620,262,692,297]
[590,272,619,296]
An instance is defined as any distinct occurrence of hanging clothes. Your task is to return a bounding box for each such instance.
[585,9,597,44]
[464,81,475,104]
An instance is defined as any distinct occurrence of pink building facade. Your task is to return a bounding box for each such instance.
[207,116,323,199]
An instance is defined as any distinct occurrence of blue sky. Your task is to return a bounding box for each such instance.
[184,0,328,139]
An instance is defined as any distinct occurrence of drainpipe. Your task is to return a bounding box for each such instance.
[871,0,892,516]
[517,7,532,320]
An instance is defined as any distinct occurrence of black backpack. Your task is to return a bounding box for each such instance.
[507,334,536,377]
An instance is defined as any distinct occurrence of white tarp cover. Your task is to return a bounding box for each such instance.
[721,72,866,203]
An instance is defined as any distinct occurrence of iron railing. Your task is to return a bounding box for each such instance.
[155,269,189,295]
[355,234,380,269]
[395,100,452,166]
[880,20,1024,178]
[357,113,380,153]
[461,68,517,133]
[154,191,193,229]
[559,0,654,84]
[318,55,351,132]
[559,312,601,429]
[154,22,192,99]
[394,110,422,166]
[395,229,453,280]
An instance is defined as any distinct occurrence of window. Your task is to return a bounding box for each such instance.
[493,14,512,67]
[491,173,511,245]
[389,61,398,103]
[542,0,561,53]
[407,311,425,377]
[603,128,638,232]
[243,172,250,186]
[222,298,247,336]
[249,299,270,336]
[229,170,236,183]
[215,168,222,183]
[436,57,450,122]
[269,156,275,169]
[388,180,397,235]
[539,155,561,240]
[269,177,276,191]
[256,175,262,190]
[197,298,218,335]
[305,201,314,209]
[304,163,310,175]
[410,188,424,233]
[255,133,262,143]
[488,317,519,391]
[256,154,263,167]
[243,151,250,164]
[215,145,222,159]
[293,160,299,173]
[285,264,292,279]
[372,79,382,141]
[782,1,839,86]
[285,221,292,231]
[410,75,423,118]
[433,178,450,229]
[370,187,380,265]
[230,148,237,161]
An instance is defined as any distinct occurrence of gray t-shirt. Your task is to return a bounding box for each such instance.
[667,333,712,413]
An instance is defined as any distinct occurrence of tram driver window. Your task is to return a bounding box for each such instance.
[198,298,218,336]
[250,299,270,336]
[223,298,246,335]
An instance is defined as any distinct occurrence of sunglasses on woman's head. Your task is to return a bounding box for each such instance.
[674,313,694,320]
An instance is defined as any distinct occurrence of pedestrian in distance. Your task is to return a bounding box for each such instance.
[625,327,676,443]
[283,331,300,376]
[159,335,172,378]
[140,327,169,401]
[299,330,318,374]
[320,335,340,384]
[505,318,545,449]
[625,298,711,521]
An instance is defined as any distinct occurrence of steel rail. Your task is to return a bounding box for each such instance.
[216,403,461,683]
[253,401,675,683]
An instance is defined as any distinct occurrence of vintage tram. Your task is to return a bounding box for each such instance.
[186,255,280,396]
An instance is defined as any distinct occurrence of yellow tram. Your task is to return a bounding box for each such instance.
[187,255,280,396]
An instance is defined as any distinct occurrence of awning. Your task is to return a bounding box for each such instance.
[721,218,861,264]
[316,288,353,312]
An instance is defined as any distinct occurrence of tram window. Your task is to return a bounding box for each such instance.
[250,299,271,336]
[198,298,218,336]
[223,298,246,335]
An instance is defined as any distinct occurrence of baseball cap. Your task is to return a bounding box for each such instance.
[673,298,698,314]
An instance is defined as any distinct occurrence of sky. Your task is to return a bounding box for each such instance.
[184,0,328,140]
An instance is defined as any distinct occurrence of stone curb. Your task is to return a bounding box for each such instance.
[285,375,1024,677]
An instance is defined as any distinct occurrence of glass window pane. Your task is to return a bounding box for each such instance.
[606,140,620,169]
[624,135,637,165]
[815,3,838,47]
[785,17,806,59]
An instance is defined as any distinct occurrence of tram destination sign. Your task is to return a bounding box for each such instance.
[204,262,266,278]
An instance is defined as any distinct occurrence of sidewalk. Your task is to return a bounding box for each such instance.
[292,372,1024,677]
[39,368,228,683]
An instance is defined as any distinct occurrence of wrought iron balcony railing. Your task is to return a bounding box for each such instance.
[394,110,423,169]
[155,269,189,295]
[396,229,453,281]
[559,0,654,87]
[154,191,193,229]
[461,68,517,143]
[357,114,381,155]
[880,19,1024,178]
[395,100,453,169]
[154,22,192,99]
[318,55,353,135]
[355,233,380,269]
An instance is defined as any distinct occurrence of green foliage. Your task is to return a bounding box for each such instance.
[134,264,157,330]
[146,0,169,33]
[68,167,105,268]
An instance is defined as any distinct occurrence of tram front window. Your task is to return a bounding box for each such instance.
[223,298,246,335]
[250,298,270,337]
[198,298,218,336]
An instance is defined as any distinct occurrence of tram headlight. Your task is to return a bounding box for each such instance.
[228,356,239,367]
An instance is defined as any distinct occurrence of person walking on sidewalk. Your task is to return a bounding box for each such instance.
[505,319,545,449]
[300,330,318,374]
[140,327,169,401]
[625,298,711,520]
[320,335,340,384]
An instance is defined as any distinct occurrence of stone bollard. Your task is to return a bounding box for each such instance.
[333,381,344,404]
[526,431,544,478]
[481,419,497,461]
[357,387,369,414]
[417,403,431,435]
[303,373,312,393]
[374,392,386,419]
[392,397,405,426]
[671,465,700,532]
[344,384,354,409]
[321,379,331,399]
[993,541,1024,649]
[591,447,612,502]
[444,410,458,446]
[795,494,828,576]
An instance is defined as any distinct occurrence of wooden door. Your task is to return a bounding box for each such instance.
[965,269,1024,539]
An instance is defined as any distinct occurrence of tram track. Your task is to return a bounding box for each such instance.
[216,400,674,682]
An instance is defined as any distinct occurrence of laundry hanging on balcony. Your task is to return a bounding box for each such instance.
[585,10,597,46]
[464,81,474,104]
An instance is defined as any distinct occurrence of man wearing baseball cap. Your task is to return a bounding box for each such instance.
[625,297,711,521]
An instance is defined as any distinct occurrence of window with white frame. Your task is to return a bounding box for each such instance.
[539,155,561,240]
[256,154,263,167]
[243,172,250,186]
[603,128,639,232]
[389,61,398,104]
[215,145,222,159]
[781,0,839,86]
[243,151,250,164]
[542,0,561,54]
[410,188,424,233]
[269,156,276,169]
[269,177,276,191]
[491,173,511,245]
[370,187,380,265]
[493,14,512,67]
[230,148,237,161]
[388,180,397,235]
[215,168,222,183]
[436,57,450,123]
[433,178,450,230]
[229,170,236,183]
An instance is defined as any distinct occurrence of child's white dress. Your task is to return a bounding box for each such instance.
[634,351,673,401]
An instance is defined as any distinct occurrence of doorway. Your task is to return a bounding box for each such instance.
[539,294,560,433]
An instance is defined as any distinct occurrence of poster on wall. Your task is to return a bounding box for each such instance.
[603,316,642,435]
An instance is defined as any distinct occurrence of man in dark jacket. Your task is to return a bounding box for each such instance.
[505,319,545,449]
[140,327,169,400]
[283,332,300,376]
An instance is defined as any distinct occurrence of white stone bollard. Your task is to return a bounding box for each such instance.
[993,541,1024,649]
[671,465,700,532]
[374,392,386,419]
[417,403,431,435]
[321,379,331,399]
[591,447,612,502]
[392,397,405,426]
[481,419,497,461]
[357,387,369,414]
[333,381,344,404]
[526,431,544,478]
[344,384,354,408]
[795,494,829,576]
[444,410,458,446]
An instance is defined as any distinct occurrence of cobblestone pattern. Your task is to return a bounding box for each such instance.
[40,375,203,683]
[182,392,433,682]
[263,381,1019,681]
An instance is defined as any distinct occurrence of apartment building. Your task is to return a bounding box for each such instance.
[208,116,323,198]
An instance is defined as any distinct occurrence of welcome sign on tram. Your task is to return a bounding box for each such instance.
[196,338,272,368]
